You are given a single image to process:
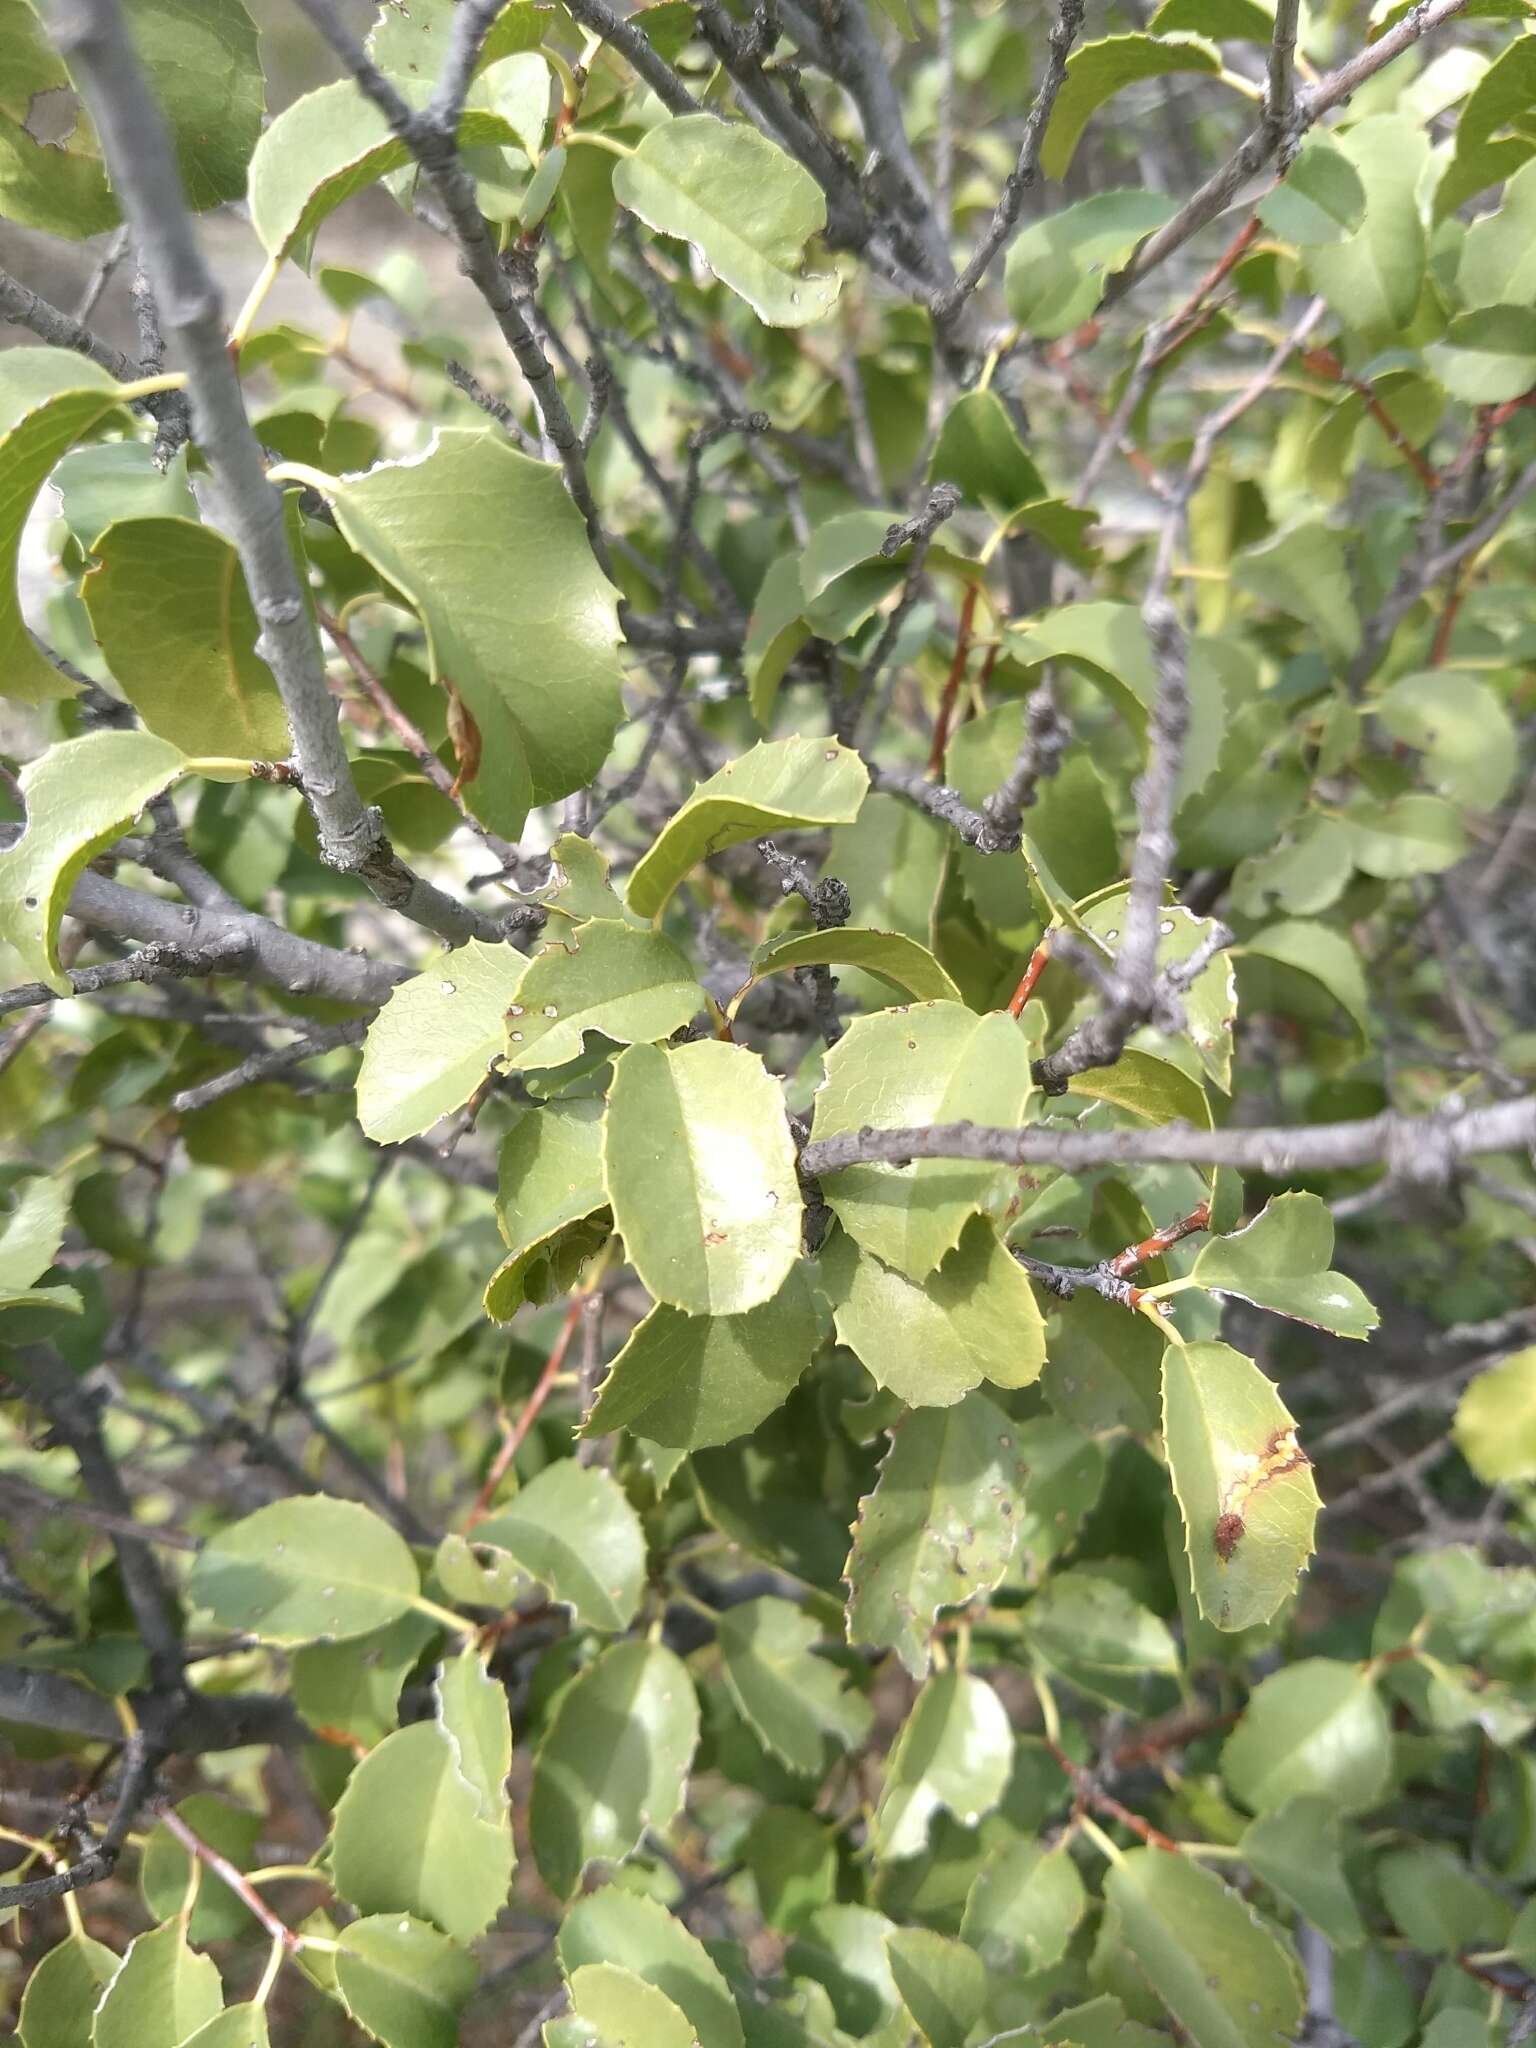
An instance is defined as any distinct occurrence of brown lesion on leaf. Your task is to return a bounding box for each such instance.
[443,679,481,799]
[1213,1426,1311,1564]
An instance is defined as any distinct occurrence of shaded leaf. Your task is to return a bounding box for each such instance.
[91,1921,223,2048]
[140,1794,262,1945]
[1005,190,1180,340]
[187,1496,420,1644]
[1042,36,1223,179]
[1259,133,1366,245]
[333,1916,478,2048]
[1222,1659,1392,1815]
[1306,116,1428,341]
[745,927,963,1007]
[504,918,703,1072]
[873,1670,1012,1860]
[962,1836,1087,1973]
[485,1098,609,1319]
[472,1462,645,1630]
[885,1928,987,2048]
[1239,1797,1366,1946]
[717,1596,871,1774]
[1191,1193,1378,1338]
[1374,668,1518,809]
[1454,1346,1536,1483]
[928,388,1046,515]
[558,1889,744,2048]
[15,1932,117,2048]
[568,1965,696,2048]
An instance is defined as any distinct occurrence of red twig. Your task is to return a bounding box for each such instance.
[1111,1705,1239,1767]
[1299,347,1438,491]
[462,1301,584,1532]
[1006,941,1052,1018]
[1047,1739,1180,1853]
[928,582,981,779]
[1147,215,1260,369]
[1107,1200,1211,1279]
[158,1809,302,1952]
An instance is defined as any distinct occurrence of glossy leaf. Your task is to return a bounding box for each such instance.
[471,1461,645,1630]
[845,1390,1024,1676]
[356,939,527,1144]
[0,730,187,993]
[1105,1850,1304,2048]
[1222,1659,1392,1815]
[717,1595,871,1773]
[1191,1193,1378,1338]
[15,1933,117,2048]
[582,1264,819,1448]
[612,115,839,326]
[1163,1340,1321,1631]
[186,1495,420,1644]
[333,1916,478,2048]
[603,1039,801,1315]
[558,1889,744,2048]
[485,1097,609,1319]
[873,1669,1013,1860]
[745,926,963,1006]
[822,1218,1046,1407]
[814,1002,1035,1280]
[531,1640,698,1897]
[82,516,290,758]
[626,736,867,919]
[504,918,702,1072]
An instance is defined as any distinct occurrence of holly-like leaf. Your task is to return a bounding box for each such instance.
[612,115,840,327]
[845,1391,1024,1676]
[91,1922,224,2048]
[14,1933,118,2048]
[581,1264,820,1448]
[291,1610,439,1745]
[567,1965,696,2048]
[716,1596,872,1774]
[0,731,189,993]
[884,1928,987,2048]
[186,1496,421,1644]
[1453,1347,1536,1484]
[356,940,525,1144]
[814,1003,1035,1280]
[1105,1850,1304,2048]
[1191,1193,1378,1338]
[872,1670,1013,1860]
[295,430,624,837]
[330,1716,514,1943]
[1042,35,1223,179]
[181,2008,271,2048]
[744,927,964,1007]
[435,1643,512,1825]
[81,516,290,758]
[484,1099,609,1320]
[0,1173,69,1299]
[501,919,702,1072]
[1222,1659,1392,1815]
[603,1039,802,1315]
[558,1889,744,2048]
[471,1462,645,1630]
[333,1917,478,2048]
[625,736,868,920]
[1163,1340,1321,1632]
[531,1640,698,1897]
[823,1218,1046,1407]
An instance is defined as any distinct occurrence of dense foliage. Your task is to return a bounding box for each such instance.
[2,0,1536,2042]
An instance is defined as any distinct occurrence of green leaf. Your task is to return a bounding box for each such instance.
[1456,27,1536,155]
[292,1610,439,1745]
[785,1905,902,2035]
[1010,1412,1110,1568]
[1005,190,1180,340]
[52,440,196,549]
[119,0,264,210]
[91,1921,224,2048]
[962,1836,1087,1973]
[558,1888,744,2048]
[745,1807,837,1931]
[0,731,189,993]
[1041,1288,1164,1437]
[1222,1660,1392,1815]
[744,552,812,725]
[330,1716,514,1943]
[333,1916,479,2048]
[1348,792,1468,877]
[1025,1569,1181,1705]
[822,1218,1046,1408]
[485,1098,609,1319]
[180,2010,270,2048]
[1076,894,1236,1091]
[1239,1797,1366,1946]
[845,1391,1023,1677]
[472,1462,645,1630]
[0,1173,69,1298]
[0,0,115,237]
[1105,1850,1304,2048]
[1190,1193,1378,1338]
[248,78,531,262]
[1163,1340,1321,1632]
[1236,920,1371,1041]
[1068,1047,1213,1129]
[16,1932,118,2048]
[612,115,839,327]
[745,927,964,1007]
[603,1039,801,1315]
[1232,520,1360,665]
[141,1795,262,1944]
[356,939,526,1144]
[1375,1846,1514,1954]
[717,1596,872,1774]
[1454,1347,1536,1482]
[814,1003,1035,1280]
[927,389,1046,516]
[1306,116,1428,342]
[1148,0,1273,37]
[626,736,867,920]
[1435,132,1536,221]
[1374,668,1519,808]
[1042,36,1223,179]
[505,919,704,1073]
[367,0,547,77]
[436,1642,513,1824]
[568,1966,696,2048]
[186,1495,420,1644]
[82,516,291,759]
[873,1670,1012,1860]
[531,1640,698,1897]
[582,1264,819,1448]
[885,1928,987,2048]
[301,430,624,837]
[1258,133,1367,244]
[1427,305,1536,406]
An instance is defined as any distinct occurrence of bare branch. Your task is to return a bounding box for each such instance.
[868,762,1020,853]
